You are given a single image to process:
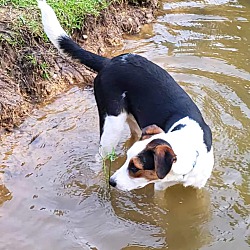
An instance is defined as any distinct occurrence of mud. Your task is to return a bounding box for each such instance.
[0,1,157,132]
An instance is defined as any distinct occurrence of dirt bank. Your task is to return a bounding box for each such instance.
[0,1,157,132]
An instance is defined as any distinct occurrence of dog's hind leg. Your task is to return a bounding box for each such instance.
[99,112,127,157]
[127,114,141,140]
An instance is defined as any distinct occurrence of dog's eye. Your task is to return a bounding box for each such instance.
[129,164,139,174]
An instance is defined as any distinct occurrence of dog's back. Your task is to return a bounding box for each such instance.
[94,53,212,151]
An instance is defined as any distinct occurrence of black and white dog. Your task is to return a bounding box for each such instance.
[38,0,214,191]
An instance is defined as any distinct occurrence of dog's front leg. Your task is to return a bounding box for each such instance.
[99,112,127,157]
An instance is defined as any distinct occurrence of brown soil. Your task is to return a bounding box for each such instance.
[0,1,157,133]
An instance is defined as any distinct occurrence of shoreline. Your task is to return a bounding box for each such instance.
[0,1,158,132]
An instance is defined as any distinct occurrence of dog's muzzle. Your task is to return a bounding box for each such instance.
[109,177,117,187]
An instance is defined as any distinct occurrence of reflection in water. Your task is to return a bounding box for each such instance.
[112,185,212,250]
[0,0,250,249]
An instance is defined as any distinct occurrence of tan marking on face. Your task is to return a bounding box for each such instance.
[146,142,177,160]
[128,139,177,181]
[155,145,176,159]
[154,145,177,179]
[132,157,143,170]
[136,170,158,181]
[128,157,143,178]
[128,157,158,181]
[130,169,158,181]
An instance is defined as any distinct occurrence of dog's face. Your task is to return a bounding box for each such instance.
[109,125,177,191]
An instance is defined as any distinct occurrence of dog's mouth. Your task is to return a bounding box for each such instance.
[109,176,154,191]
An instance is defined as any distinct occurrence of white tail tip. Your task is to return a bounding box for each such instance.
[37,0,68,49]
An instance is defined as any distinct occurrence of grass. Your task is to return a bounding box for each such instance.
[102,149,117,184]
[0,0,111,35]
[0,0,112,83]
[24,54,50,79]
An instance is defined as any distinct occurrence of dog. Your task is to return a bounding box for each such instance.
[38,0,214,191]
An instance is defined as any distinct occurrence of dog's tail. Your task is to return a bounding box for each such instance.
[37,0,110,72]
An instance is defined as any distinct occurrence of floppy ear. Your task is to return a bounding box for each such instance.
[140,125,164,140]
[146,139,177,179]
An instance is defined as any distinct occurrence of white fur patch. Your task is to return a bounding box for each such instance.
[99,112,127,157]
[38,0,68,50]
[110,117,214,191]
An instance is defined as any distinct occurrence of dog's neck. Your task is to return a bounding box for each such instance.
[163,114,186,133]
[155,117,207,176]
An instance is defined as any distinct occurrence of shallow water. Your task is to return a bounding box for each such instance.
[0,0,249,249]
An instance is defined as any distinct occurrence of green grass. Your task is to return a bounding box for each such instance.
[46,0,110,33]
[102,149,117,184]
[0,0,111,35]
[24,54,50,79]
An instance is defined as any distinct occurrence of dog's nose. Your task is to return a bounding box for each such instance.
[109,178,117,187]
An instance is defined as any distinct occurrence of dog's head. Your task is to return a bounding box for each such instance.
[109,125,177,191]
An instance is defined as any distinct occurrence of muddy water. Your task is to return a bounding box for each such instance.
[1,0,249,249]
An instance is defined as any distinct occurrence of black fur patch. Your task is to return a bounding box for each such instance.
[170,124,186,132]
[58,36,110,72]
